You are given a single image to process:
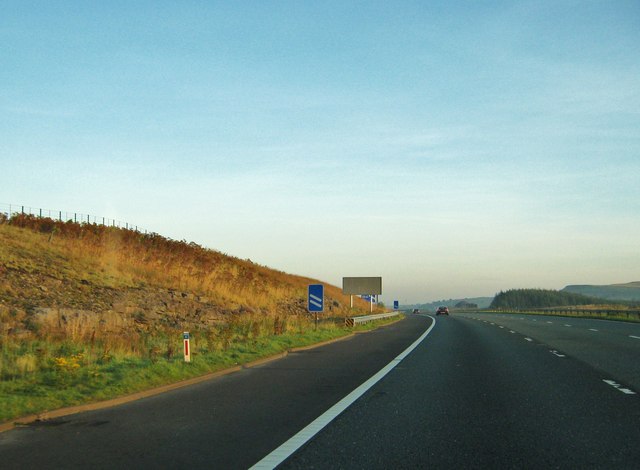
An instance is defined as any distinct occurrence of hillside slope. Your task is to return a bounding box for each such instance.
[0,214,387,422]
[562,282,640,302]
[0,215,370,336]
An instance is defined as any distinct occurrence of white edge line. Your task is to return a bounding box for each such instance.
[630,335,640,340]
[249,316,438,469]
[603,379,637,395]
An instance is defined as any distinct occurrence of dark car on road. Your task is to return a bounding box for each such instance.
[435,306,449,315]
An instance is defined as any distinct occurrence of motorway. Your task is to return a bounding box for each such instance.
[2,313,639,468]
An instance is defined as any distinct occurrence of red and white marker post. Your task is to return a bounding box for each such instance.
[183,332,191,362]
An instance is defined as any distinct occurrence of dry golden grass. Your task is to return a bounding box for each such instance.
[1,214,372,312]
[0,214,381,376]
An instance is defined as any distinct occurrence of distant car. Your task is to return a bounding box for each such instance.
[412,308,420,314]
[435,306,449,315]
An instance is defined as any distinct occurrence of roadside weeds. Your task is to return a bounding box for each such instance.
[0,315,402,434]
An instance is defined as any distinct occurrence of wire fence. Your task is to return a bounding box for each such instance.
[0,202,150,234]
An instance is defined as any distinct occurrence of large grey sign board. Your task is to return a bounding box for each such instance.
[342,277,382,295]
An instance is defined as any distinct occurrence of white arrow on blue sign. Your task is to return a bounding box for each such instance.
[394,301,399,310]
[308,284,324,312]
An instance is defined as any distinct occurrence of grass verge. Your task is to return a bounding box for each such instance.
[0,314,403,424]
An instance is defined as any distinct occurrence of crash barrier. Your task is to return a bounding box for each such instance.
[345,311,400,327]
[488,308,640,321]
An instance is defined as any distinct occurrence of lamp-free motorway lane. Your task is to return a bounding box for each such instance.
[278,313,640,469]
[2,313,639,469]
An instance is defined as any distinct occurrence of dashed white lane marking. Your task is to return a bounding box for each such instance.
[630,335,640,340]
[546,321,553,324]
[525,338,533,342]
[550,350,566,358]
[499,326,505,329]
[603,379,637,395]
[589,329,599,332]
[564,324,572,327]
[510,331,515,334]
[250,316,438,469]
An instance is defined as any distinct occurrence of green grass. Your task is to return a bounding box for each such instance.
[0,314,402,423]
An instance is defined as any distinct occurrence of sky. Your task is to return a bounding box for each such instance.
[1,1,639,304]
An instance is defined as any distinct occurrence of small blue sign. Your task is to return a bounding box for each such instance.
[360,295,377,303]
[183,332,190,340]
[394,301,399,310]
[308,284,324,312]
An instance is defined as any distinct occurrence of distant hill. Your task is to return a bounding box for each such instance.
[562,282,640,302]
[490,288,608,309]
[403,297,492,311]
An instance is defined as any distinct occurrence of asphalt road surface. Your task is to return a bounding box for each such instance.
[2,313,639,469]
[279,313,640,469]
[0,316,426,469]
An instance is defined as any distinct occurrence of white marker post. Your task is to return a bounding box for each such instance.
[183,332,191,363]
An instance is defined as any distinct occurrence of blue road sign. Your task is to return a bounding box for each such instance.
[394,301,399,310]
[308,284,324,312]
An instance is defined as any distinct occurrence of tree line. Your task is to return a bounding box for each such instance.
[490,288,606,309]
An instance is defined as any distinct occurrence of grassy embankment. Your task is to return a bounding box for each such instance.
[0,215,395,422]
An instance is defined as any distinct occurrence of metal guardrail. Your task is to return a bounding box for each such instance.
[486,308,640,321]
[345,311,400,327]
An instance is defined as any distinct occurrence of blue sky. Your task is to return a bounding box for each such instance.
[2,1,639,303]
